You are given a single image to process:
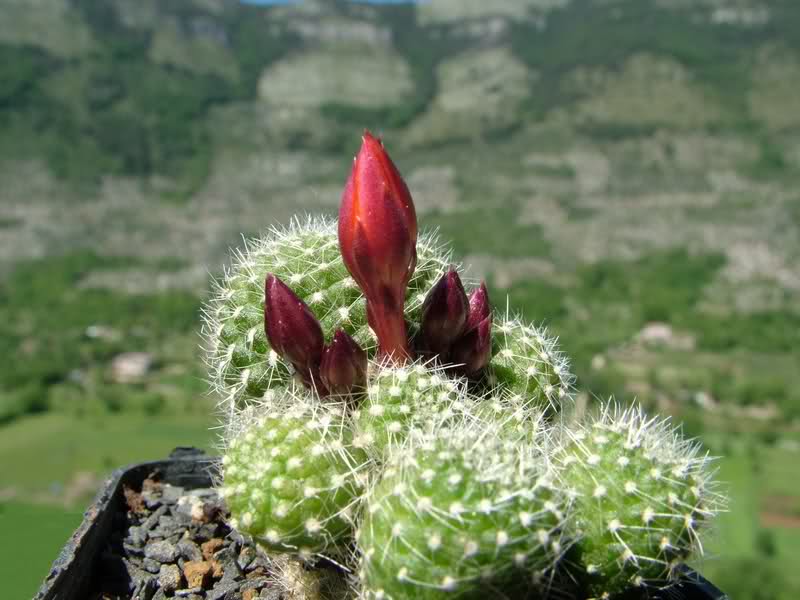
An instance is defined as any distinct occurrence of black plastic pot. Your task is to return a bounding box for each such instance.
[35,448,728,600]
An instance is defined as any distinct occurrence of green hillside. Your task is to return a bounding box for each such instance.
[1,0,799,598]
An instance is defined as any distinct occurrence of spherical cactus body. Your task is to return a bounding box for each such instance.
[488,318,573,415]
[357,420,568,600]
[203,218,450,412]
[220,398,368,556]
[352,363,470,458]
[556,404,722,599]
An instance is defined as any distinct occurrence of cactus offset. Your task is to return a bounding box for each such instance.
[487,317,573,415]
[220,397,368,556]
[352,362,469,458]
[555,403,723,599]
[357,417,569,600]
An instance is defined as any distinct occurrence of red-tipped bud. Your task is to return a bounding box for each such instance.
[450,315,493,377]
[320,329,368,396]
[420,268,469,357]
[264,274,325,390]
[466,282,491,332]
[338,131,417,363]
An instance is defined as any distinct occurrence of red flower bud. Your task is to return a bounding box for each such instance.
[420,268,469,357]
[450,315,492,377]
[264,274,325,391]
[466,281,491,332]
[338,131,417,363]
[320,329,368,396]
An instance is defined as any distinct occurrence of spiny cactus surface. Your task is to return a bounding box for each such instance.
[220,398,368,556]
[353,363,469,457]
[357,419,569,600]
[556,404,723,599]
[203,217,450,411]
[488,318,573,415]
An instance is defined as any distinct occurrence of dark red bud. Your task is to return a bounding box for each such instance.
[338,131,417,363]
[421,268,469,357]
[450,315,493,377]
[264,274,325,390]
[466,282,491,332]
[320,329,368,396]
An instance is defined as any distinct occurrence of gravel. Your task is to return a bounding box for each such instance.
[91,477,296,599]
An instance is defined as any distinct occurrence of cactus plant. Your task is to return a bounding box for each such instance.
[357,416,569,600]
[555,403,724,599]
[203,131,723,600]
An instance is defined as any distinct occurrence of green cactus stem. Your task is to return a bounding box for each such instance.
[487,317,573,415]
[220,397,369,557]
[357,418,569,600]
[556,403,723,599]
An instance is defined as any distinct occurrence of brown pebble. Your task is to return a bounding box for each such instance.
[123,485,147,515]
[201,538,225,560]
[210,559,224,579]
[183,560,212,588]
[243,590,258,600]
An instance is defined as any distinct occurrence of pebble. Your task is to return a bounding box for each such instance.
[183,560,212,588]
[143,505,169,531]
[207,580,241,600]
[146,540,178,563]
[201,538,226,560]
[158,563,183,593]
[237,546,256,571]
[143,558,162,574]
[175,587,204,597]
[177,539,204,562]
[129,525,147,546]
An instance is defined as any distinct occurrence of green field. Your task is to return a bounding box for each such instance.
[0,502,85,600]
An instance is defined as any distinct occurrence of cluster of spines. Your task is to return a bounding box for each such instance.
[555,404,723,599]
[356,414,569,600]
[202,217,452,413]
[219,397,368,557]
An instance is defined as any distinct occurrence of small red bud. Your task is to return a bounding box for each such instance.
[320,329,368,396]
[450,315,492,377]
[466,282,491,332]
[420,268,469,357]
[264,274,325,391]
[338,131,417,363]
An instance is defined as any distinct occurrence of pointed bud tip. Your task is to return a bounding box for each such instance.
[320,329,367,395]
[466,281,491,332]
[421,268,469,357]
